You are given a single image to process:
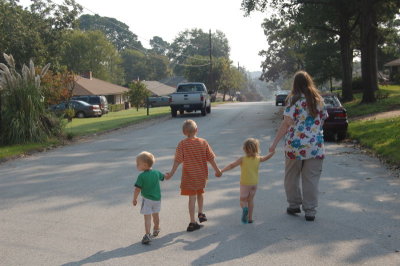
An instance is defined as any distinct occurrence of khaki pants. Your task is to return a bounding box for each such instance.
[285,158,323,216]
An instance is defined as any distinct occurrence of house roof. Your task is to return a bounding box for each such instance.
[159,76,188,88]
[142,81,176,96]
[384,58,400,67]
[73,76,128,96]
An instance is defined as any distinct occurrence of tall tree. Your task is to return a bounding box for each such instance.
[169,29,230,75]
[150,36,170,56]
[358,0,400,103]
[78,14,143,51]
[242,0,359,101]
[61,30,124,84]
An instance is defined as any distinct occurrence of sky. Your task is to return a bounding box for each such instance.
[22,0,269,72]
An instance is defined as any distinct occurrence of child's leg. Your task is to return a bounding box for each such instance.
[197,193,204,214]
[188,195,197,223]
[247,186,257,221]
[152,213,160,230]
[144,214,152,234]
[240,185,249,208]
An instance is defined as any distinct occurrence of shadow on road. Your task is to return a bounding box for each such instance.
[62,231,186,266]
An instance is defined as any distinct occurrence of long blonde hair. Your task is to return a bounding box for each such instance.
[243,138,260,157]
[287,71,323,118]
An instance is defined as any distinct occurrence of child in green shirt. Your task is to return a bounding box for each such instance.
[132,151,165,244]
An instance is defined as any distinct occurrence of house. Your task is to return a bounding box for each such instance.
[73,72,128,104]
[384,58,400,80]
[142,80,176,96]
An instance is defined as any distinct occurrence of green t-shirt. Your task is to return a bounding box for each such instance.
[134,169,164,201]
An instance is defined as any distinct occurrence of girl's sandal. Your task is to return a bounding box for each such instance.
[198,213,207,223]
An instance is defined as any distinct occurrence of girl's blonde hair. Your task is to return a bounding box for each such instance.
[287,71,323,118]
[243,138,260,157]
[136,151,155,167]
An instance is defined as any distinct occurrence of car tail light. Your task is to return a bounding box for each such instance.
[200,95,204,101]
[334,111,347,119]
[89,106,94,110]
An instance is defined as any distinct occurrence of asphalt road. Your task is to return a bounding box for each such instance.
[0,102,399,266]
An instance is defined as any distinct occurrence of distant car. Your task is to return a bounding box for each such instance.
[275,91,289,106]
[148,96,171,107]
[71,95,109,114]
[322,94,348,140]
[49,100,102,118]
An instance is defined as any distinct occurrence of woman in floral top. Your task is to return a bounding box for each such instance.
[269,71,328,221]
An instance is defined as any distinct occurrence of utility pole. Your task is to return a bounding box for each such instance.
[209,29,213,92]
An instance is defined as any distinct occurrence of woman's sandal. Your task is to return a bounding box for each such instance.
[198,213,207,223]
[187,222,201,232]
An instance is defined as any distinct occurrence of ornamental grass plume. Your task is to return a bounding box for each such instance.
[0,53,61,145]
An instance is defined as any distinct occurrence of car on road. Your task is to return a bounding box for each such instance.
[275,91,289,106]
[71,95,109,114]
[169,82,212,117]
[49,100,102,118]
[322,94,348,140]
[148,96,170,107]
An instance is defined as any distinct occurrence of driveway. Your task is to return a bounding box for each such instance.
[0,102,399,265]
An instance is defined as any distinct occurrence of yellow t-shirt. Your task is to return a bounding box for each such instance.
[240,156,260,185]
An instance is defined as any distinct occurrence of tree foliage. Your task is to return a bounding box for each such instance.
[124,81,151,111]
[78,14,143,51]
[61,30,124,84]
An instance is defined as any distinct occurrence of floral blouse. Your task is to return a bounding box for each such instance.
[283,96,328,160]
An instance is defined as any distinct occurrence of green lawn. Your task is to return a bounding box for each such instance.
[343,85,400,118]
[348,116,400,165]
[0,107,170,160]
[65,106,170,136]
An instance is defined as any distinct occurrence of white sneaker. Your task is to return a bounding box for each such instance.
[141,233,152,244]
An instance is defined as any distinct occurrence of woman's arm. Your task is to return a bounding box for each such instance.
[269,115,294,153]
[221,158,242,173]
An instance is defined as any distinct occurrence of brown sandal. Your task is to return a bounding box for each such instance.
[198,213,207,223]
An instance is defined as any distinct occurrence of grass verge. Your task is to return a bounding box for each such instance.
[343,85,400,118]
[0,107,170,160]
[348,116,400,165]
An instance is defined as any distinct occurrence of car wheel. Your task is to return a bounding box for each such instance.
[201,106,206,116]
[276,102,279,106]
[171,108,177,117]
[337,131,347,141]
[76,111,85,118]
[206,105,211,113]
[179,110,184,115]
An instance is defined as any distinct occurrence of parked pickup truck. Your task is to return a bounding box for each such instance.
[169,82,212,117]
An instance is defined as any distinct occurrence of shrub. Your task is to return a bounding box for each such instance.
[0,54,63,144]
[109,103,125,112]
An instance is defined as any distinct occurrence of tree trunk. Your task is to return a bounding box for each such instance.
[360,0,378,103]
[0,94,2,143]
[339,19,354,102]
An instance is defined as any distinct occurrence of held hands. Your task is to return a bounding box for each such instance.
[215,168,222,178]
[164,172,172,180]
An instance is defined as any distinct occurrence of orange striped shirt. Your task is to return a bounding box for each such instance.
[175,137,215,190]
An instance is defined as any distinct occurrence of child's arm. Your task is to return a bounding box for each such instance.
[166,160,181,180]
[221,158,242,173]
[132,187,141,206]
[208,158,222,177]
[260,151,275,162]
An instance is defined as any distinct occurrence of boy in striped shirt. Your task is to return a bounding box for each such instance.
[165,119,221,232]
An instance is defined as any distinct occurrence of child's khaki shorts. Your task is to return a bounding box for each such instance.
[140,198,161,215]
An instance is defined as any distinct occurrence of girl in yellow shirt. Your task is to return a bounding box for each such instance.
[221,138,275,223]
